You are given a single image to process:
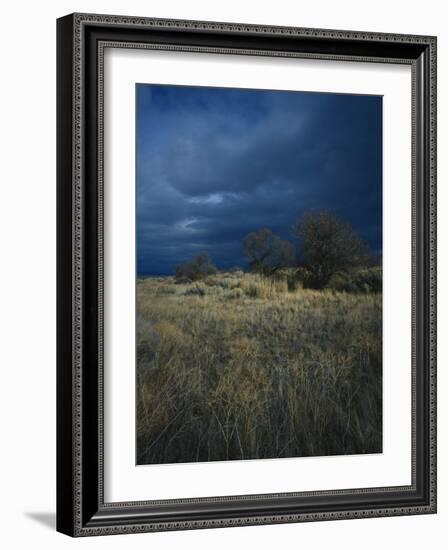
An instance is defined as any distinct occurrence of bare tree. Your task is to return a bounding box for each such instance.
[292,211,368,289]
[243,228,296,276]
[175,252,217,281]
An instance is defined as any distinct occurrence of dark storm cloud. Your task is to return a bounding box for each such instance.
[136,84,382,275]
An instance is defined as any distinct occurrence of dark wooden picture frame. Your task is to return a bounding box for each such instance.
[57,13,437,537]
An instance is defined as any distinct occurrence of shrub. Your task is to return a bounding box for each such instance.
[174,276,192,285]
[205,277,232,289]
[240,274,288,299]
[327,267,382,293]
[183,285,206,297]
[224,287,245,300]
[175,252,217,281]
[155,285,177,295]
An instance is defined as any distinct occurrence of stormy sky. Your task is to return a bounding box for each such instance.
[136,84,382,276]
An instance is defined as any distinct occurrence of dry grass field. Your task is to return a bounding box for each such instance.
[136,271,382,464]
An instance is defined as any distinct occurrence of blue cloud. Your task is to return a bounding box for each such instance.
[136,84,382,275]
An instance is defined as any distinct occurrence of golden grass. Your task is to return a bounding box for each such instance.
[136,273,382,464]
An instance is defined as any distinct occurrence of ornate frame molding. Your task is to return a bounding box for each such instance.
[57,13,437,537]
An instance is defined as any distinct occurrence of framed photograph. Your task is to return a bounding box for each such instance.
[57,13,437,536]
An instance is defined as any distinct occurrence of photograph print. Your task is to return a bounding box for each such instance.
[136,84,383,465]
